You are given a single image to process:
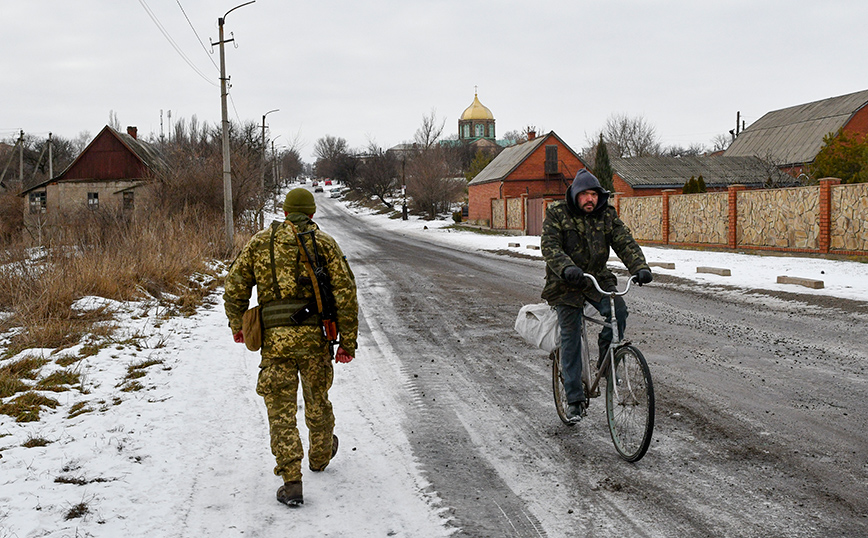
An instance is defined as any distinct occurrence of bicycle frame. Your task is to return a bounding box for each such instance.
[583,274,636,399]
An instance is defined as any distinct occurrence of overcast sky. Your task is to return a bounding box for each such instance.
[2,1,867,162]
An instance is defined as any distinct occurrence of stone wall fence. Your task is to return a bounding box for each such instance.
[616,178,868,257]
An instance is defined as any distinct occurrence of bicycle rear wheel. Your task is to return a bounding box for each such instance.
[605,345,654,462]
[551,348,575,426]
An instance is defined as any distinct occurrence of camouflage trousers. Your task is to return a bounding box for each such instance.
[256,352,335,482]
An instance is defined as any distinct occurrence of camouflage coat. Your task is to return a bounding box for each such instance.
[223,213,358,366]
[541,175,648,307]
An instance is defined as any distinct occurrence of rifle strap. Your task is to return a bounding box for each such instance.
[286,220,325,317]
[269,222,282,300]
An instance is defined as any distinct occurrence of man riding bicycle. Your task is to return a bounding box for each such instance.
[541,169,652,422]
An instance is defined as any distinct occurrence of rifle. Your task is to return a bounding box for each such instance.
[293,227,339,357]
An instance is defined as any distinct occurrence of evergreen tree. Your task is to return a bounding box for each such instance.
[682,175,695,194]
[810,130,868,184]
[592,134,615,192]
[464,150,494,182]
[697,174,707,192]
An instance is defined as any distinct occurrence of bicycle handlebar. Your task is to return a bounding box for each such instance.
[584,273,636,297]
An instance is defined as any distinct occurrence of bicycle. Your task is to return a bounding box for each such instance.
[551,274,655,462]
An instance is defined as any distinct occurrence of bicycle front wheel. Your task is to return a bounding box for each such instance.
[605,345,654,462]
[551,348,574,426]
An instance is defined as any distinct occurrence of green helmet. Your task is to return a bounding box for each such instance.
[283,188,316,215]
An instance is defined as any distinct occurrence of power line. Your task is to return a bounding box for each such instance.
[175,0,220,72]
[137,0,218,87]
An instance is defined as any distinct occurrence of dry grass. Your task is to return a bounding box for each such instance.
[0,391,60,422]
[35,369,81,392]
[22,435,52,448]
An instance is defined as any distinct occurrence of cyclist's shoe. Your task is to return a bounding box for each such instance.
[567,402,586,423]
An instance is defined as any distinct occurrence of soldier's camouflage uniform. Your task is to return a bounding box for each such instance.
[541,170,648,405]
[223,213,358,483]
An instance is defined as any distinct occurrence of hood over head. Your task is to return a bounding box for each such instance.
[566,169,610,215]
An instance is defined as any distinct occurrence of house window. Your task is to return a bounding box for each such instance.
[123,191,134,211]
[488,125,495,139]
[87,192,99,210]
[475,124,484,137]
[545,145,558,175]
[29,192,47,214]
[462,124,470,138]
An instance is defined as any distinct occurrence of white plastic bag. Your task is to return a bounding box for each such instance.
[514,303,560,352]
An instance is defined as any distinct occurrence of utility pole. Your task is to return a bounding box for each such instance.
[402,158,408,220]
[48,132,53,179]
[214,0,255,252]
[260,108,278,228]
[19,130,24,185]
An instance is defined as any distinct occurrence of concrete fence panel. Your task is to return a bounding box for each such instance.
[831,182,868,252]
[620,195,662,242]
[669,191,728,245]
[737,186,819,249]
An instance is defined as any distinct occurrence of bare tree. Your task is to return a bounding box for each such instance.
[313,135,350,179]
[602,113,660,158]
[357,143,398,207]
[661,142,707,157]
[414,109,445,150]
[501,130,525,146]
[405,144,464,219]
[710,133,732,153]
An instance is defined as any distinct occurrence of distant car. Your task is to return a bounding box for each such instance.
[324,180,332,186]
[329,190,341,198]
[312,180,319,187]
[314,186,324,193]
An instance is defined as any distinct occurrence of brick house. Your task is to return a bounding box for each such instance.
[20,125,166,243]
[723,88,868,176]
[467,130,588,234]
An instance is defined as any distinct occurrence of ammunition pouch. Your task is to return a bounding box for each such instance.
[260,298,320,329]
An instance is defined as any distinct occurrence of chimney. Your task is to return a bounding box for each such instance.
[527,130,536,141]
[127,126,138,139]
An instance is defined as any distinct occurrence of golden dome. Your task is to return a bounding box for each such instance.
[460,92,494,120]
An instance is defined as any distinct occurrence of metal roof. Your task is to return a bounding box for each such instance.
[724,89,868,166]
[612,155,770,188]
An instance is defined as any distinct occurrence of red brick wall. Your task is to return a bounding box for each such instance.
[844,105,868,135]
[467,181,500,223]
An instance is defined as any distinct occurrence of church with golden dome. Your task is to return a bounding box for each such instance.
[459,90,496,142]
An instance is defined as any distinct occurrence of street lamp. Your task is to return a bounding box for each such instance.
[216,0,255,252]
[260,108,279,228]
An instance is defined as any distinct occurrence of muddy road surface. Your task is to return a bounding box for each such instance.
[316,196,868,538]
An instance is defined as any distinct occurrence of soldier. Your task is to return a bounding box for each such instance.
[223,188,358,507]
[541,169,652,423]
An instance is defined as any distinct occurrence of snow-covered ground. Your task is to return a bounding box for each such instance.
[1,195,866,538]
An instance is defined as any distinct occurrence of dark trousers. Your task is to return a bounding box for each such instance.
[556,296,628,405]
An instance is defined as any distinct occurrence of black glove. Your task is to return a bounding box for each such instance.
[634,268,653,286]
[563,266,584,283]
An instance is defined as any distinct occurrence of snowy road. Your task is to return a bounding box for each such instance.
[316,195,868,537]
[3,192,867,538]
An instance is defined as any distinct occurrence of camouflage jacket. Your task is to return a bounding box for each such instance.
[541,198,648,306]
[223,213,358,365]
